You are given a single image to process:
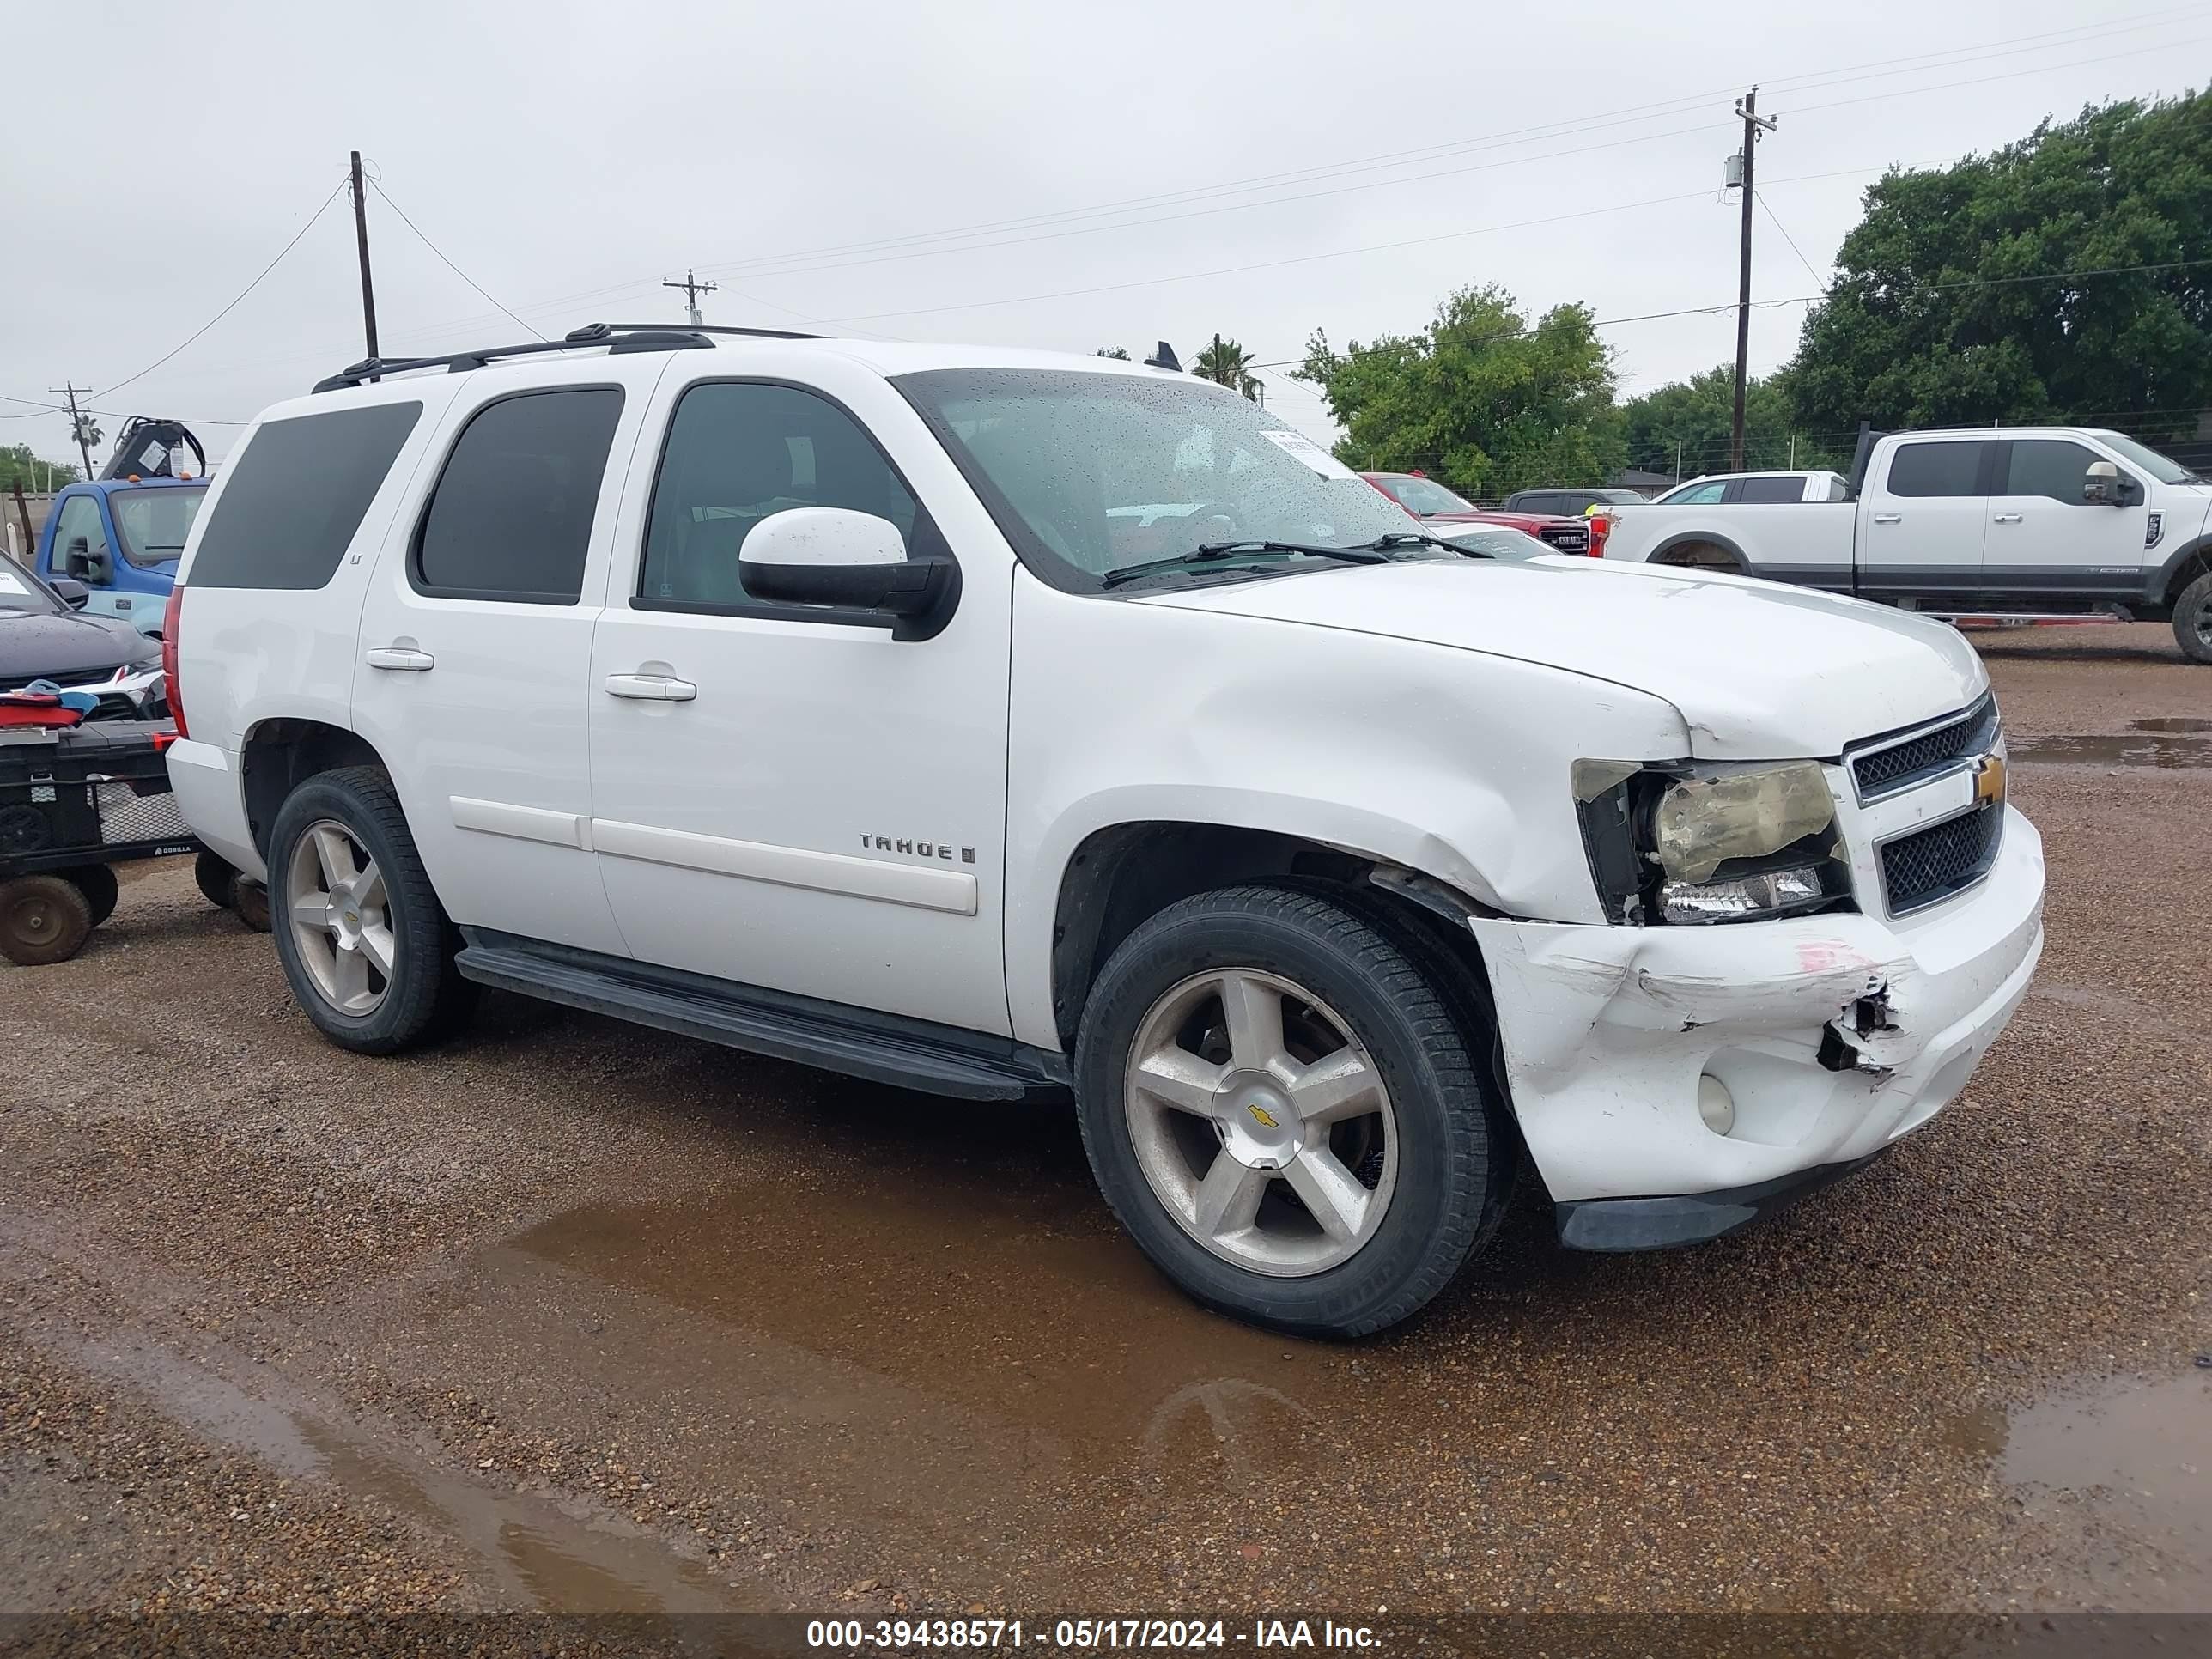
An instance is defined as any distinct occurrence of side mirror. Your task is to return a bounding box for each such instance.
[49,577,89,609]
[2083,459,2146,507]
[64,538,112,583]
[738,507,958,640]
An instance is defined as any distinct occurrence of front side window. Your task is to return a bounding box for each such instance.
[2002,439,2106,503]
[896,368,1445,591]
[1737,476,1804,504]
[640,382,921,608]
[52,495,107,568]
[415,388,623,603]
[110,487,206,568]
[1886,441,1987,498]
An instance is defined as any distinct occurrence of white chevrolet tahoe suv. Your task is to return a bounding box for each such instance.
[162,324,2046,1337]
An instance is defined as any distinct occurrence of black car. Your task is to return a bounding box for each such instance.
[1499,487,1648,516]
[0,550,167,720]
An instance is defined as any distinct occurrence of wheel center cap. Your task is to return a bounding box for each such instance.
[1210,1071,1301,1170]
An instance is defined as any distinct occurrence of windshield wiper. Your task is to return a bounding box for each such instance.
[1356,531,1492,559]
[1100,539,1391,589]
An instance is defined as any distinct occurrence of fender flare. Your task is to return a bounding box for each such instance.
[2147,534,2212,605]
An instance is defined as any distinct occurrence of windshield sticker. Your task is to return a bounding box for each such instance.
[1260,428,1358,481]
[0,568,29,597]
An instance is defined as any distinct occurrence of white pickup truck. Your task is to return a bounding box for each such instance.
[161,325,2045,1337]
[1600,428,2212,662]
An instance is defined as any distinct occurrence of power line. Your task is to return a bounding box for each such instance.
[367,177,546,341]
[1755,190,1828,284]
[94,179,349,400]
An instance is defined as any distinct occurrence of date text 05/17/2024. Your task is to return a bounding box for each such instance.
[805,1619,1382,1650]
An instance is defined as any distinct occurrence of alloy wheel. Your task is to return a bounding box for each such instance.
[1122,969,1399,1278]
[285,819,394,1015]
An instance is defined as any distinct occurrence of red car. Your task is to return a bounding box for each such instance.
[1359,471,1595,556]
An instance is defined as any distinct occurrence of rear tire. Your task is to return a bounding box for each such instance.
[1074,884,1510,1338]
[2172,571,2212,665]
[61,864,119,927]
[1658,541,1743,574]
[266,767,477,1054]
[0,874,94,966]
[194,849,236,909]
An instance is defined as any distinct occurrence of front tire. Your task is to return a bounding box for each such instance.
[1074,884,1510,1338]
[266,767,476,1054]
[2172,571,2212,665]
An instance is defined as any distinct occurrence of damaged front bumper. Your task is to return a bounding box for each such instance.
[1469,805,2045,1244]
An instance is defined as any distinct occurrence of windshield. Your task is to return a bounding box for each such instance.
[1382,475,1475,515]
[0,551,62,616]
[110,485,207,568]
[895,368,1449,590]
[1438,526,1550,560]
[2094,432,2199,485]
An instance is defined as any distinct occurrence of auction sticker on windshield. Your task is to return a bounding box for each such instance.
[1260,428,1358,481]
[0,568,29,596]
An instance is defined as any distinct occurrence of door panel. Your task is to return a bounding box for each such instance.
[587,368,1012,1035]
[1983,438,2149,599]
[351,362,666,957]
[1859,440,1992,594]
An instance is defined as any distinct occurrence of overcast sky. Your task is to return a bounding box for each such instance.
[3,0,2205,469]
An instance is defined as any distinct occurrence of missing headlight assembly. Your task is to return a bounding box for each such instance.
[1572,757,1852,926]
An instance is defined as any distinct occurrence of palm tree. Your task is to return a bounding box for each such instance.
[1193,335,1261,401]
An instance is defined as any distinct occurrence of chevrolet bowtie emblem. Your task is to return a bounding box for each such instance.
[1247,1104,1280,1129]
[1974,752,2007,807]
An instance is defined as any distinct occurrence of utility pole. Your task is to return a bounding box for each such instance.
[49,384,96,477]
[1729,88,1778,472]
[349,151,380,365]
[664,270,718,326]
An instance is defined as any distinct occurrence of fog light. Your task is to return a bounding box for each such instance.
[1660,864,1829,923]
[1698,1074,1736,1136]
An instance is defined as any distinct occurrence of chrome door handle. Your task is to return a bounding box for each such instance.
[1872,513,1902,524]
[1992,513,2023,523]
[603,672,697,702]
[364,646,434,672]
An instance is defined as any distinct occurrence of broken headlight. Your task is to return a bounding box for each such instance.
[1574,758,1850,926]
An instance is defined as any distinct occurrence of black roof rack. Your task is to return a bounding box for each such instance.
[311,320,822,394]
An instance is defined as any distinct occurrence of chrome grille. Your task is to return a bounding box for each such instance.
[1850,696,1999,800]
[1880,805,2003,915]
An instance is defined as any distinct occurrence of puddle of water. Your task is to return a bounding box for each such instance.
[2131,717,2212,733]
[1968,1372,2212,1610]
[2010,733,2212,769]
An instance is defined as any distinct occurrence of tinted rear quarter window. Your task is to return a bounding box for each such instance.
[414,388,624,603]
[187,402,422,589]
[1886,441,1986,498]
[1737,476,1804,503]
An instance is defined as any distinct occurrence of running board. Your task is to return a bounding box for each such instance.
[454,930,1071,1103]
[1929,612,2125,627]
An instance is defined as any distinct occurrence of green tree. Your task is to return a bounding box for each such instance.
[1790,90,2212,432]
[1095,346,1131,360]
[1296,285,1620,497]
[1192,336,1261,400]
[1620,365,1837,480]
[0,445,81,493]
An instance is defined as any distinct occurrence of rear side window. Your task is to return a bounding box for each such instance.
[1737,476,1804,503]
[2003,439,2103,503]
[1885,441,1987,498]
[189,402,422,589]
[415,388,623,603]
[1670,481,1729,505]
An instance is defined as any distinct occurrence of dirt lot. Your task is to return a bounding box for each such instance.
[2,623,2208,1632]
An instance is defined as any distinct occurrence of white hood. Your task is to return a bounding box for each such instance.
[1139,556,1989,761]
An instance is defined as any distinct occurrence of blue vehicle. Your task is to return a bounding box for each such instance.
[32,419,210,635]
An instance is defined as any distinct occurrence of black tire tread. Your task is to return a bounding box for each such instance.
[61,864,120,928]
[0,872,95,966]
[2173,570,2212,665]
[1075,883,1504,1339]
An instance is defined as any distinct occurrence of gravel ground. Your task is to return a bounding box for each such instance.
[1,621,2206,1632]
